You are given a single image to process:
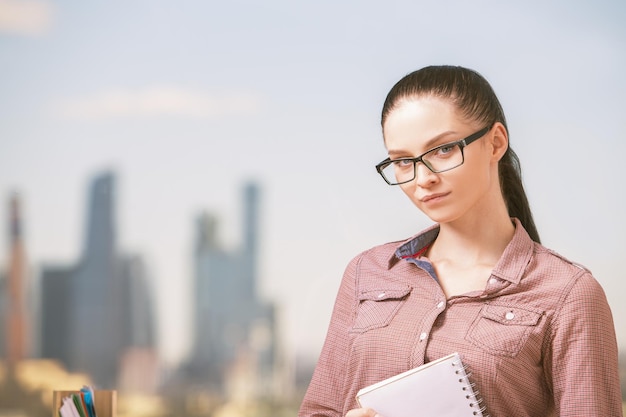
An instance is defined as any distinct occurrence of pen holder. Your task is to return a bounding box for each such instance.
[52,390,117,417]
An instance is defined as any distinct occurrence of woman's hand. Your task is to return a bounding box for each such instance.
[345,408,381,417]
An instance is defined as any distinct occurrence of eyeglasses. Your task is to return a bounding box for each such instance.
[375,126,491,185]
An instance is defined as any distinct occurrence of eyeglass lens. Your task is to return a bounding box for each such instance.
[381,143,464,184]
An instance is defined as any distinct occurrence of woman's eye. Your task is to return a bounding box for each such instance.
[434,144,456,157]
[393,159,413,168]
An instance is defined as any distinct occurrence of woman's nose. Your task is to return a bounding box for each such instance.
[414,163,437,186]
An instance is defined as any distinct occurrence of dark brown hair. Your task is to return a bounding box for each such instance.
[381,65,540,243]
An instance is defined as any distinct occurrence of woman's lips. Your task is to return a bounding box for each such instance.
[420,192,450,203]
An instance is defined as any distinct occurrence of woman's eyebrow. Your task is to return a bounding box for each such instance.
[387,130,458,157]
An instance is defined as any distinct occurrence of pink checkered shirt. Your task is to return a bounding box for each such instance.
[299,219,622,417]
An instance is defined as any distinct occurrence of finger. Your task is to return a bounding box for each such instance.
[345,407,380,417]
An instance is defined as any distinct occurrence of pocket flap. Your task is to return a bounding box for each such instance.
[351,284,412,333]
[481,304,542,326]
[358,285,411,302]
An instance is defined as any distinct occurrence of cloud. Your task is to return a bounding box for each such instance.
[0,0,53,36]
[51,86,264,121]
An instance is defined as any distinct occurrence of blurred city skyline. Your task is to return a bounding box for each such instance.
[0,172,295,417]
[1,0,625,370]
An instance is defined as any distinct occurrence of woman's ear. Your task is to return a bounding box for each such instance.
[490,122,509,162]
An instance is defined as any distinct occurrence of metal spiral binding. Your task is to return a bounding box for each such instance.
[452,357,490,417]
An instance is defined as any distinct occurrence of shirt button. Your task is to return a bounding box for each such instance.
[419,332,428,341]
[488,277,498,285]
[436,301,445,309]
[505,311,515,320]
[377,292,386,299]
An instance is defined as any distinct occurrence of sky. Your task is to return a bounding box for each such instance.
[0,0,625,367]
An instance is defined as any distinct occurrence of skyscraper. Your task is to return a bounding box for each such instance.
[189,182,277,394]
[40,265,75,369]
[71,173,120,387]
[39,171,157,388]
[5,193,30,364]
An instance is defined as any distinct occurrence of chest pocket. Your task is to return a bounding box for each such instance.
[466,303,544,357]
[350,285,411,334]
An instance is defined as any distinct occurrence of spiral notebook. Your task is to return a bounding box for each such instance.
[356,352,485,417]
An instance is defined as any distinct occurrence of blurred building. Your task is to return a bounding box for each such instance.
[186,182,278,397]
[4,194,30,364]
[39,171,158,390]
[0,193,44,417]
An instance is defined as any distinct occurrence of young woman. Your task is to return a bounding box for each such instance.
[298,66,622,417]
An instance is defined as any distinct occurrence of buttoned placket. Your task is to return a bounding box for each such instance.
[409,290,448,366]
[403,257,449,366]
[402,257,512,367]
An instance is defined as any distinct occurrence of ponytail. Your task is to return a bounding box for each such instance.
[500,147,541,243]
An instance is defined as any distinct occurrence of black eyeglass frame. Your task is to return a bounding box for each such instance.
[375,125,492,185]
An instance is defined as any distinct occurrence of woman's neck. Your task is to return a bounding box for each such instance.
[428,207,515,267]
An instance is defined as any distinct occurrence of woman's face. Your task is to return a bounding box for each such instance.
[382,96,501,224]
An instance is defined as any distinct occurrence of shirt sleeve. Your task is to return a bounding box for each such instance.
[546,269,623,416]
[298,254,360,417]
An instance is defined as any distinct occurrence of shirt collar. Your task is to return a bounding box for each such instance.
[388,223,440,269]
[388,218,535,285]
